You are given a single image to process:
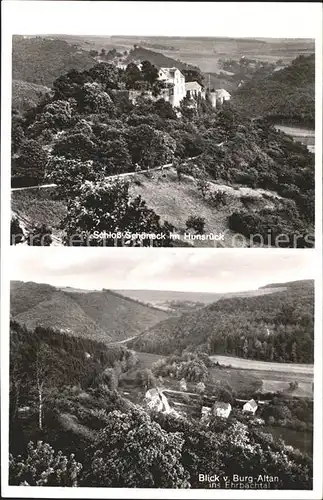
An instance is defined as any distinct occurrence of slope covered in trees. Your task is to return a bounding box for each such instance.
[130,280,314,363]
[10,281,170,342]
[11,57,314,247]
[12,36,96,87]
[233,54,315,126]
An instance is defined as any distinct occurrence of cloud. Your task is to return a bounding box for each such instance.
[10,248,315,293]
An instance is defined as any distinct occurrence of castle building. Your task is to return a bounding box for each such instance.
[158,67,186,107]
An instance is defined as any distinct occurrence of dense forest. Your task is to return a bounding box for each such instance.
[11,53,314,247]
[9,322,312,489]
[130,280,314,362]
[233,54,315,127]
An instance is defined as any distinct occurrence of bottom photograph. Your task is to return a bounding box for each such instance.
[7,248,315,491]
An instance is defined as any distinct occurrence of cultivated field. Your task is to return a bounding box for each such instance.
[211,355,314,375]
[262,380,313,398]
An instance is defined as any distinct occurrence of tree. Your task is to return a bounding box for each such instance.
[136,369,157,390]
[34,344,57,430]
[82,409,190,487]
[126,124,176,168]
[186,215,206,234]
[97,136,132,175]
[141,60,159,86]
[9,441,82,486]
[25,224,52,246]
[62,179,174,247]
[196,176,210,198]
[80,82,115,114]
[46,157,103,200]
[124,62,142,89]
[196,381,206,394]
[52,132,96,161]
[10,216,24,245]
[12,139,48,187]
[182,68,204,87]
[100,367,118,391]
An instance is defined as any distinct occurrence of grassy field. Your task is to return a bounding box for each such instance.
[262,380,313,398]
[130,168,281,248]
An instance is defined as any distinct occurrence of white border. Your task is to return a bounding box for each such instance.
[1,1,323,499]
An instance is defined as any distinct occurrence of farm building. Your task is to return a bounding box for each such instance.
[144,388,173,414]
[243,399,258,415]
[212,401,232,419]
[215,88,231,105]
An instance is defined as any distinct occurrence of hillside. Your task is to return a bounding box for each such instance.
[125,46,197,71]
[233,54,315,126]
[129,280,314,363]
[12,36,96,86]
[12,80,50,113]
[10,281,170,343]
[11,56,314,248]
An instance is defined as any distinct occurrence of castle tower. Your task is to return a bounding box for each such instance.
[208,91,217,109]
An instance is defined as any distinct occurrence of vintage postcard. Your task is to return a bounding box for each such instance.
[1,1,322,500]
[5,4,320,249]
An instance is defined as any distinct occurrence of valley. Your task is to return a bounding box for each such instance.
[9,275,315,488]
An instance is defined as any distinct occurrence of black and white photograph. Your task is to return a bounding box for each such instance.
[1,2,322,500]
[6,249,316,490]
[9,13,317,248]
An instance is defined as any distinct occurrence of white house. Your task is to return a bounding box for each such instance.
[212,402,232,419]
[145,388,163,411]
[215,89,231,105]
[243,399,258,415]
[158,67,186,107]
[145,388,171,413]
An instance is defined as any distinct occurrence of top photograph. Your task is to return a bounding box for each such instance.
[10,35,315,248]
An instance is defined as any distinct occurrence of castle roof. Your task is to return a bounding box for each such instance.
[185,81,203,91]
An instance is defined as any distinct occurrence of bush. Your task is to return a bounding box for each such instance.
[25,223,53,246]
[208,189,232,207]
[11,216,24,245]
[186,215,205,234]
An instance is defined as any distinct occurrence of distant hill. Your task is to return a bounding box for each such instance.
[10,281,170,343]
[233,54,315,126]
[114,286,289,313]
[125,46,197,71]
[12,36,96,87]
[129,280,314,363]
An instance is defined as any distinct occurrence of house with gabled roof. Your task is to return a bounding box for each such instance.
[243,399,258,415]
[215,88,231,105]
[212,401,232,419]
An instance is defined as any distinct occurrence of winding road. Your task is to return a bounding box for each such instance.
[11,156,200,192]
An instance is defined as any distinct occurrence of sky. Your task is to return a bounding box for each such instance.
[2,2,321,38]
[10,248,316,293]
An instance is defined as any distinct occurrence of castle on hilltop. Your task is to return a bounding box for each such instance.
[119,60,231,109]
